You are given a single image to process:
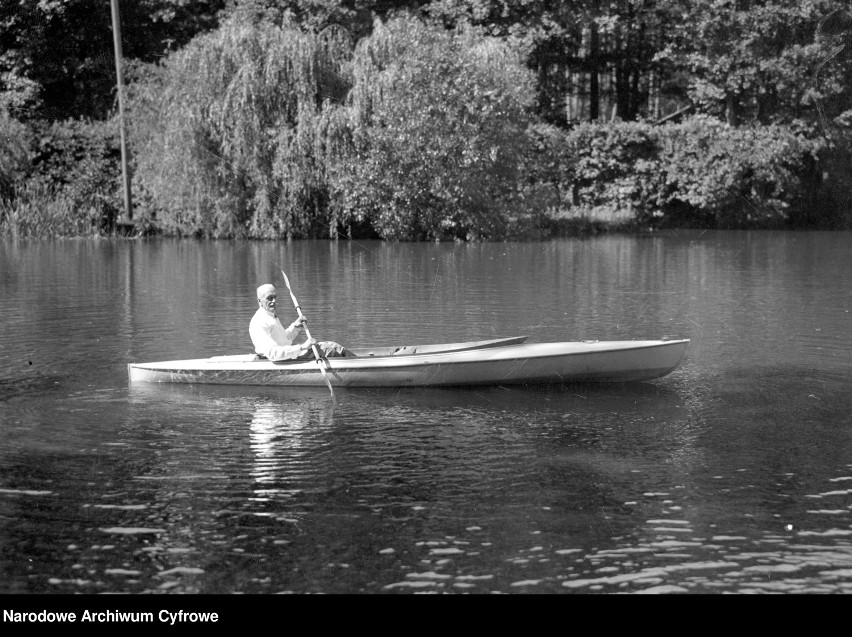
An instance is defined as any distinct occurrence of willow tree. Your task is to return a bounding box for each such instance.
[129,16,351,237]
[329,14,540,241]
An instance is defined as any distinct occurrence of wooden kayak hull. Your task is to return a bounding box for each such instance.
[127,338,689,387]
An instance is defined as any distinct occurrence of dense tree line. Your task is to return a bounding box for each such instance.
[2,0,852,239]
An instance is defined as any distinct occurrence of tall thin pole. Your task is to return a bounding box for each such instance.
[110,0,133,220]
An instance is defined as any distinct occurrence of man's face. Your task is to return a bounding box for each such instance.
[259,289,277,314]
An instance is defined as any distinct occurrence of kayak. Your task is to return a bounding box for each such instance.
[127,337,689,387]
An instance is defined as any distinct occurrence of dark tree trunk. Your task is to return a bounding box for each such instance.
[589,24,600,122]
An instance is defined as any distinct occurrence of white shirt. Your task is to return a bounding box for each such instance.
[249,307,303,361]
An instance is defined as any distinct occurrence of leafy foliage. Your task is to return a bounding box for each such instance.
[566,121,664,222]
[330,14,540,240]
[0,112,125,235]
[563,116,824,228]
[3,2,852,238]
[130,12,545,240]
[0,0,227,121]
[29,118,123,224]
[657,116,824,227]
[657,0,846,126]
[224,0,413,40]
[129,16,351,238]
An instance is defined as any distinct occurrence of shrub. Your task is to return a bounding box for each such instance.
[565,121,664,223]
[561,116,824,229]
[28,117,124,232]
[657,116,823,228]
[0,115,123,236]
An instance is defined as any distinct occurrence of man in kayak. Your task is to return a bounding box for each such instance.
[250,283,351,360]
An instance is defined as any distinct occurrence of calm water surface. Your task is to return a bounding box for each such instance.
[1,231,851,594]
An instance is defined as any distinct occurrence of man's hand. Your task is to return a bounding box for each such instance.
[302,337,318,351]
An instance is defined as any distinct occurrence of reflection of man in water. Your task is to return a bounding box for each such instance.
[250,284,350,361]
[250,403,306,482]
[250,400,336,487]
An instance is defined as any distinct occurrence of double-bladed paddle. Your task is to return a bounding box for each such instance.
[280,269,335,399]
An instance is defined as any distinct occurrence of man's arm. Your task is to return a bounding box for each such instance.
[250,315,310,361]
[264,340,315,361]
[283,318,304,342]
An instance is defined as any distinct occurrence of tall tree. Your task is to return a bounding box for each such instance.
[813,2,852,129]
[331,13,540,240]
[129,15,351,238]
[657,0,844,126]
[224,0,430,39]
[0,0,226,121]
[424,0,678,126]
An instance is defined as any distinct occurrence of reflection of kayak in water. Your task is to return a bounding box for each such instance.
[127,337,688,388]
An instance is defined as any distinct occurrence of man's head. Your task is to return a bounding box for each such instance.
[257,284,277,314]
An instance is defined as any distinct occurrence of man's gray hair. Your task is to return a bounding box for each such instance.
[257,283,276,300]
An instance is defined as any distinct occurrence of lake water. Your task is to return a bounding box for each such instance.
[1,230,851,595]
